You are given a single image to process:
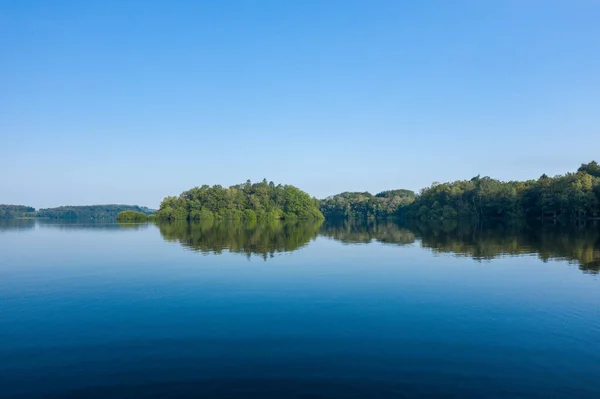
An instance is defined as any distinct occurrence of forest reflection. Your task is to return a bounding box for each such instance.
[320,219,416,246]
[0,219,35,232]
[157,219,600,273]
[322,219,600,274]
[157,219,322,260]
[411,220,600,274]
[5,217,597,273]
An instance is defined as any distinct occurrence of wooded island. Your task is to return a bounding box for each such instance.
[154,179,324,221]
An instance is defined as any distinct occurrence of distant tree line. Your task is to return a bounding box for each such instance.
[37,205,155,220]
[321,161,600,222]
[155,179,324,221]
[0,205,36,219]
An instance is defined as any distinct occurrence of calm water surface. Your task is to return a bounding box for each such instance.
[1,219,599,398]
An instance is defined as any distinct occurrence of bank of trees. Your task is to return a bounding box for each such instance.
[320,190,416,219]
[411,161,600,221]
[0,205,36,219]
[38,205,155,220]
[155,179,324,221]
[320,162,600,222]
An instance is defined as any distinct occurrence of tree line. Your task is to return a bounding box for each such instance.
[37,205,156,220]
[154,179,324,221]
[319,189,416,219]
[321,161,600,221]
[0,205,36,219]
[408,161,600,221]
[0,205,155,220]
[3,161,599,222]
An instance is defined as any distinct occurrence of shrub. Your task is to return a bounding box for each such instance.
[116,211,148,222]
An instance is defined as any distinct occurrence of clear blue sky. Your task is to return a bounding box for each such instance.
[2,0,599,209]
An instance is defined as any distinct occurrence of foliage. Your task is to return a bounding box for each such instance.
[155,179,324,221]
[0,205,36,219]
[319,190,416,219]
[408,161,600,221]
[116,211,148,222]
[37,205,155,220]
[577,161,600,178]
[321,161,600,222]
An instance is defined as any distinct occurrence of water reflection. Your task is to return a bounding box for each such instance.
[410,221,600,274]
[320,219,416,245]
[3,218,599,272]
[0,219,35,232]
[321,220,600,274]
[38,219,150,231]
[157,219,323,260]
[158,219,600,273]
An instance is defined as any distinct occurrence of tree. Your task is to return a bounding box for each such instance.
[578,161,600,178]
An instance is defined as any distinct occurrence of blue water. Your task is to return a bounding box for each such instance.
[1,220,599,398]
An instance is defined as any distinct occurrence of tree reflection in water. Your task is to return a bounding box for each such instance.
[157,219,322,260]
[155,218,600,273]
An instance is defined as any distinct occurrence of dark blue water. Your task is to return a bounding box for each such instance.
[1,220,599,398]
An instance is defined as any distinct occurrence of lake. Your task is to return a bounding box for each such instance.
[1,219,599,398]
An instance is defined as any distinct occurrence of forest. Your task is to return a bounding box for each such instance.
[0,205,36,219]
[155,179,324,221]
[322,161,600,222]
[319,189,416,219]
[37,205,155,220]
[408,161,600,221]
[1,204,155,220]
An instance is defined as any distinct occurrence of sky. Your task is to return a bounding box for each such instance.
[1,0,599,209]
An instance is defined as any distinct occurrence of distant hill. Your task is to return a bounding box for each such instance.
[37,205,156,220]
